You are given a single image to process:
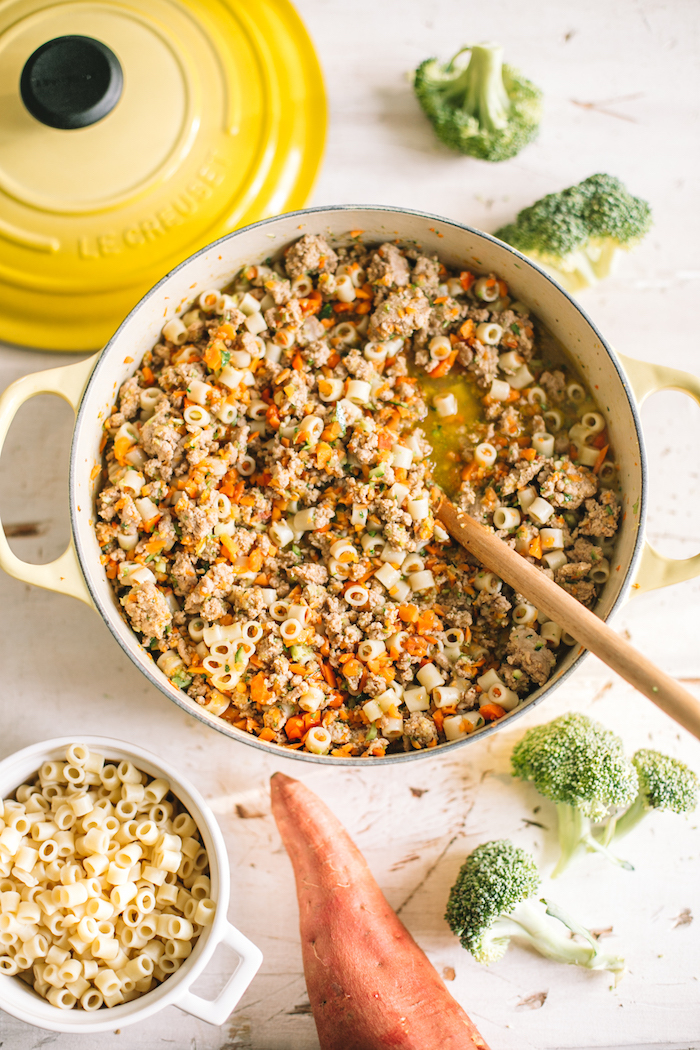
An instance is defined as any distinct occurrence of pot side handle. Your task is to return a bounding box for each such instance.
[619,352,700,594]
[176,920,263,1026]
[0,355,99,606]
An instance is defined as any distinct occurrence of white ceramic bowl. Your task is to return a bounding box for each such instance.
[1,206,700,765]
[0,736,262,1032]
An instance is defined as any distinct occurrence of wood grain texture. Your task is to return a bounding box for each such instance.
[438,499,700,742]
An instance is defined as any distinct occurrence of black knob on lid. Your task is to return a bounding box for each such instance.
[20,35,123,130]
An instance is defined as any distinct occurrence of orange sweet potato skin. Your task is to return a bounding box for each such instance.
[270,773,490,1050]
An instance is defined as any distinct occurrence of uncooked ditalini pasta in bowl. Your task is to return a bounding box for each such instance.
[0,737,262,1033]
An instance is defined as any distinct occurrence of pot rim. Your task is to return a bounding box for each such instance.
[69,204,647,766]
[0,735,230,1031]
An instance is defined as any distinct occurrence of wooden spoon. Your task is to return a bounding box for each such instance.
[437,497,700,742]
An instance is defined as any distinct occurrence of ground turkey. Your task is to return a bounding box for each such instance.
[369,287,431,340]
[411,255,441,297]
[288,562,329,585]
[170,551,198,596]
[174,491,219,544]
[539,370,567,403]
[578,490,620,538]
[539,458,598,509]
[284,234,338,278]
[121,582,172,640]
[506,625,556,686]
[118,377,141,420]
[403,712,438,748]
[367,243,410,288]
[468,341,499,388]
[473,592,512,628]
[141,402,182,477]
[184,563,236,618]
[500,457,546,496]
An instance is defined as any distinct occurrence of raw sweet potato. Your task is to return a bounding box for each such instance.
[270,772,490,1050]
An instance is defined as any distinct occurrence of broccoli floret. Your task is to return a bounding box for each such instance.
[598,749,698,845]
[414,43,542,162]
[511,713,639,876]
[495,173,652,291]
[445,840,624,977]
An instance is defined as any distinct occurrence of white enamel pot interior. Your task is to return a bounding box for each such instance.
[70,206,646,765]
[0,737,262,1032]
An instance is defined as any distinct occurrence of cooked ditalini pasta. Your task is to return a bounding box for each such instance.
[0,745,214,1011]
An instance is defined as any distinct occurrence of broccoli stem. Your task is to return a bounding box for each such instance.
[599,794,649,843]
[442,44,510,132]
[553,804,632,877]
[503,900,624,974]
[552,803,589,877]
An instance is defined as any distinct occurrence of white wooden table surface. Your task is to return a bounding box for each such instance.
[1,1,700,1047]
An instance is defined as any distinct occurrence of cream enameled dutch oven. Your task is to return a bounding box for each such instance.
[0,737,262,1032]
[1,206,700,765]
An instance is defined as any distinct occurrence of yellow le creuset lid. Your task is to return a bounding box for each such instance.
[0,0,326,351]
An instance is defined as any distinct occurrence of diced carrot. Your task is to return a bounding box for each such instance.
[106,561,118,580]
[288,663,310,676]
[258,727,276,742]
[204,341,223,372]
[480,703,506,721]
[398,604,419,623]
[338,652,355,664]
[321,420,342,442]
[219,535,237,560]
[528,535,543,559]
[432,710,444,732]
[342,659,363,680]
[459,271,475,291]
[266,404,281,430]
[592,430,609,449]
[321,661,337,688]
[285,716,305,741]
[316,442,333,469]
[292,353,304,371]
[593,444,610,474]
[327,351,341,367]
[426,350,457,378]
[415,610,443,636]
[459,318,475,341]
[248,549,264,572]
[521,447,536,461]
[216,323,237,340]
[299,297,322,316]
[333,301,356,314]
[403,635,428,656]
[113,434,132,466]
[141,366,155,385]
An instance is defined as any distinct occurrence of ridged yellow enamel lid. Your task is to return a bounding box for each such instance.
[0,0,326,351]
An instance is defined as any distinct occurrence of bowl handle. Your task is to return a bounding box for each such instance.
[0,354,99,606]
[619,352,700,593]
[176,920,263,1026]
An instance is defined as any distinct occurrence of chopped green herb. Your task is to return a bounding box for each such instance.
[320,302,333,320]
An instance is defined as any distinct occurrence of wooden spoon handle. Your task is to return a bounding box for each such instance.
[438,498,700,742]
